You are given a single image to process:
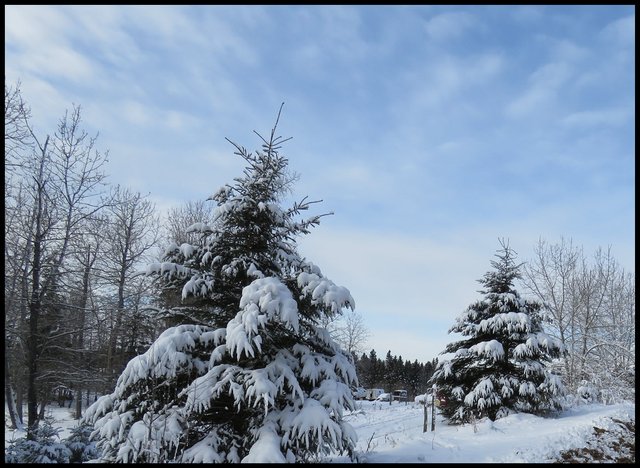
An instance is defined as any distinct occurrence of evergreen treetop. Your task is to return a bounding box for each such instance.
[84,105,359,463]
[432,239,565,424]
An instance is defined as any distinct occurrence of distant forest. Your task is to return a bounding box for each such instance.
[354,350,437,397]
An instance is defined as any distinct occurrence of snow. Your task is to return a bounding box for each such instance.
[7,400,634,463]
[178,242,196,259]
[185,221,213,233]
[297,271,355,313]
[145,261,193,279]
[327,399,635,463]
[110,324,217,392]
[225,277,301,360]
[469,339,504,359]
[242,422,288,463]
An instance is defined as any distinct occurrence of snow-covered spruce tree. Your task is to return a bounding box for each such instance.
[64,422,99,463]
[83,105,359,463]
[431,239,566,424]
[5,417,72,464]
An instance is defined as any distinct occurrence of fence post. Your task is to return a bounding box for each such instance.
[423,399,428,433]
[431,384,436,432]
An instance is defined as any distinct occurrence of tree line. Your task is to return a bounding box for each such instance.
[4,82,166,434]
[353,350,437,398]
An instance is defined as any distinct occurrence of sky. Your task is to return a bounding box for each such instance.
[4,5,635,364]
[5,399,635,463]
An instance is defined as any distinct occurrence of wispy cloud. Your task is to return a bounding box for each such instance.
[505,62,574,118]
[5,7,96,83]
[560,107,632,128]
[5,5,634,363]
[424,11,480,42]
[599,14,635,48]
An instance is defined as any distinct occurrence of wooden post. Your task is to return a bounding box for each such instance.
[431,384,436,432]
[423,398,428,433]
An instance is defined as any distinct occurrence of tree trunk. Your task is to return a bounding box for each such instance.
[27,229,43,437]
[4,349,22,429]
[27,138,48,439]
[16,384,24,422]
[74,246,93,419]
[107,256,128,388]
[38,396,48,419]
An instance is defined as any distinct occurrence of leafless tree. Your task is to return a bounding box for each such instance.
[522,238,635,402]
[324,310,371,359]
[162,199,216,250]
[64,214,107,419]
[102,186,160,389]
[4,82,34,430]
[4,98,110,435]
[5,81,32,174]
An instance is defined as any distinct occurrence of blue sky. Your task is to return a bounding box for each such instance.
[5,5,635,363]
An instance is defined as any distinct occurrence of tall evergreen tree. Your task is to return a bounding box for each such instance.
[355,353,372,389]
[431,239,565,424]
[83,105,359,463]
[368,349,383,387]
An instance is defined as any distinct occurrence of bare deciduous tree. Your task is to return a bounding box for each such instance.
[333,310,371,359]
[5,81,32,173]
[163,199,216,249]
[103,186,160,389]
[5,100,110,435]
[522,238,635,402]
[4,82,34,430]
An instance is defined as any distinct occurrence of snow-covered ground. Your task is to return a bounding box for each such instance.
[328,399,635,463]
[5,399,635,463]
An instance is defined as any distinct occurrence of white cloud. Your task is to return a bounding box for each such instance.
[120,100,153,126]
[599,14,635,48]
[5,77,70,135]
[118,100,204,131]
[286,6,371,82]
[298,226,488,319]
[56,6,143,68]
[424,12,478,42]
[5,6,96,84]
[5,4,633,363]
[505,62,573,118]
[529,62,573,88]
[296,226,489,363]
[560,107,632,128]
[550,39,590,63]
[164,110,201,132]
[510,5,544,23]
[505,86,551,118]
[5,6,71,46]
[398,51,504,114]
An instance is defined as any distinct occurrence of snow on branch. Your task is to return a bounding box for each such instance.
[469,340,505,361]
[226,277,300,360]
[114,325,218,394]
[297,271,355,314]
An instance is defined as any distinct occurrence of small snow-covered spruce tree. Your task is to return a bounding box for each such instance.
[83,104,359,463]
[63,422,99,463]
[5,417,72,464]
[431,239,565,424]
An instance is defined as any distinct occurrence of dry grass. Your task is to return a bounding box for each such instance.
[553,418,635,463]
